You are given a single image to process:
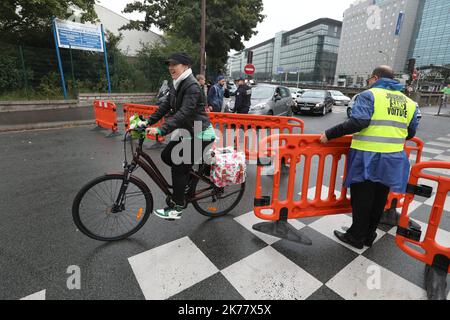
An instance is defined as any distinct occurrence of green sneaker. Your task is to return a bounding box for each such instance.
[154,205,183,220]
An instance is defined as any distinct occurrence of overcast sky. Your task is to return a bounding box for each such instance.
[97,0,356,47]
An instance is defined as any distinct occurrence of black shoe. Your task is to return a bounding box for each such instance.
[333,230,364,249]
[364,232,377,247]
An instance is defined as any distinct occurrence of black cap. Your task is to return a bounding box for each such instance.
[165,52,193,66]
[235,76,245,81]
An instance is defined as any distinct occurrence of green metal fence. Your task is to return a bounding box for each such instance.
[0,41,169,101]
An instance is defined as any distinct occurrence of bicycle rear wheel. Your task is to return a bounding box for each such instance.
[72,174,153,241]
[191,174,245,218]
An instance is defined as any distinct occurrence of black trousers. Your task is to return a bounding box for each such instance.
[236,107,249,114]
[347,180,390,242]
[161,138,214,206]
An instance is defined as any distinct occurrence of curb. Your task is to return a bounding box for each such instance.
[0,117,125,133]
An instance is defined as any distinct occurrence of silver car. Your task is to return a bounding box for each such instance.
[330,90,351,106]
[247,84,294,116]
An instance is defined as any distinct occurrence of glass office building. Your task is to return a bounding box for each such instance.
[410,0,450,67]
[228,18,342,85]
[335,0,421,87]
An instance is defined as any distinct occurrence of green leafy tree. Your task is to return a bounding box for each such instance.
[0,0,97,46]
[123,0,265,74]
[136,32,200,90]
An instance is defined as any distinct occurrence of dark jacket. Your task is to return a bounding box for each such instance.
[234,84,252,112]
[207,84,225,112]
[148,74,211,136]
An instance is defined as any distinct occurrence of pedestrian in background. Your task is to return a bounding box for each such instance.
[207,75,226,112]
[206,80,213,95]
[196,74,210,112]
[234,76,252,114]
[441,83,450,108]
[319,65,419,249]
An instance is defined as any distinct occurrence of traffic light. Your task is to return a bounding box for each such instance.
[247,50,254,64]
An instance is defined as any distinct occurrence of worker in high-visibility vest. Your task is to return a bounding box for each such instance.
[320,65,419,250]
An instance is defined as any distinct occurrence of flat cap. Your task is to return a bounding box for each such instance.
[165,52,193,66]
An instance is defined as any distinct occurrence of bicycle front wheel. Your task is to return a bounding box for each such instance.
[72,174,153,241]
[191,176,245,218]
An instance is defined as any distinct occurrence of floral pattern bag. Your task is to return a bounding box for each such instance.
[210,145,246,188]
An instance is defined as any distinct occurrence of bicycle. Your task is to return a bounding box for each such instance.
[72,126,246,241]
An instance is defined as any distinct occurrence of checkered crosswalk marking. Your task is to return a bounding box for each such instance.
[221,246,322,300]
[128,237,219,300]
[308,214,386,254]
[123,133,449,301]
[422,147,445,155]
[20,290,46,300]
[21,133,448,300]
[427,141,450,148]
[326,256,427,300]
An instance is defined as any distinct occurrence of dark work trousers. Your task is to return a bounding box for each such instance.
[236,107,249,114]
[347,180,390,242]
[161,137,214,206]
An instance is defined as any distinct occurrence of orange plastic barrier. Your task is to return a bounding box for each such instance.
[207,112,305,161]
[396,161,449,272]
[123,103,165,142]
[93,100,118,133]
[385,137,424,210]
[254,134,353,221]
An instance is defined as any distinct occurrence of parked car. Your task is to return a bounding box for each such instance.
[293,88,311,103]
[288,87,302,99]
[329,90,351,106]
[346,94,359,118]
[294,90,334,116]
[288,87,303,109]
[246,84,294,116]
[346,93,422,122]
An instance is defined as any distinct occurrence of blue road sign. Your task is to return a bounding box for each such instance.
[54,19,104,52]
[52,18,111,98]
[277,67,284,74]
[395,11,405,36]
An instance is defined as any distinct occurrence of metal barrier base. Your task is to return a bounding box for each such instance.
[252,220,312,245]
[425,264,448,300]
[91,125,105,132]
[106,131,121,138]
[380,207,400,226]
[380,207,422,231]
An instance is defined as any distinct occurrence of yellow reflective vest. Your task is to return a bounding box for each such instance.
[351,88,416,153]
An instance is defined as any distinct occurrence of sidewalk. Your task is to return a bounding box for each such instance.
[420,105,450,117]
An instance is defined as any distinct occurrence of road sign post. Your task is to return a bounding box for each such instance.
[101,24,112,94]
[52,18,68,100]
[244,64,256,75]
[53,18,112,96]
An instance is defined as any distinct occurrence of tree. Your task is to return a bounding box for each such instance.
[123,0,265,74]
[0,0,97,46]
[136,32,200,90]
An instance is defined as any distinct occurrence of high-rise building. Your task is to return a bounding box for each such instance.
[228,18,342,85]
[335,0,421,87]
[409,0,450,68]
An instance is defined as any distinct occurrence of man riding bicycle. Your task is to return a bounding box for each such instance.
[146,52,216,220]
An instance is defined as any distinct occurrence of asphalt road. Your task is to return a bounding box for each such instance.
[0,105,448,300]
